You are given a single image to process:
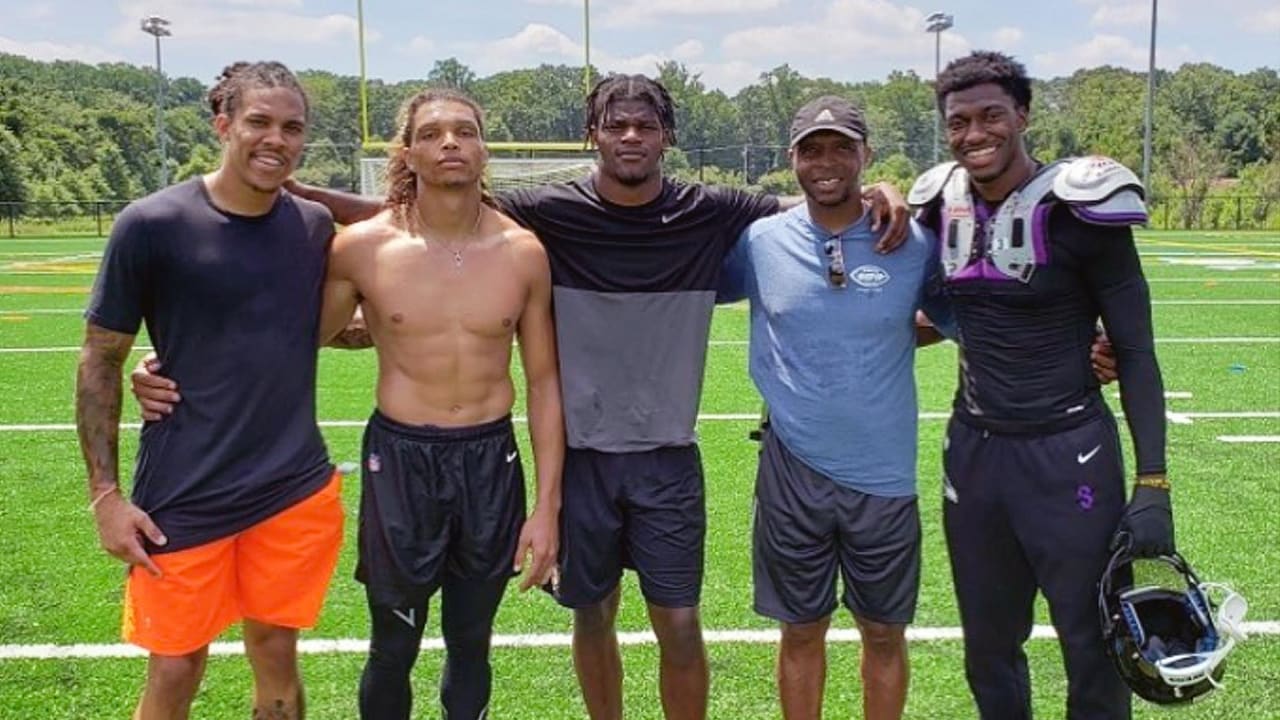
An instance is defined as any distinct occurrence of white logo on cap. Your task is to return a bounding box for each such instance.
[814,109,836,123]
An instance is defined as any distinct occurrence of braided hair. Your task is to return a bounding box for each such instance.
[584,74,677,147]
[207,61,308,118]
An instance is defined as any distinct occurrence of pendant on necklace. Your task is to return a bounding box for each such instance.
[452,251,463,268]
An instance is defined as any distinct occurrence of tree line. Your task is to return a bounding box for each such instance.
[1,52,1277,227]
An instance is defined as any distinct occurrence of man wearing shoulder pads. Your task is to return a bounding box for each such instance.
[909,50,1174,720]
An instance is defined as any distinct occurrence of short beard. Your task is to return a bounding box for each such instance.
[605,165,656,187]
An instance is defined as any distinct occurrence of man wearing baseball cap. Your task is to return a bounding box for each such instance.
[719,95,953,720]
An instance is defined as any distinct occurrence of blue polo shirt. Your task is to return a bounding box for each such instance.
[719,204,951,497]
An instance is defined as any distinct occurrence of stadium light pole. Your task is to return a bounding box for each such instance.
[1142,0,1158,193]
[925,11,953,165]
[357,0,370,146]
[584,0,592,98]
[140,15,171,187]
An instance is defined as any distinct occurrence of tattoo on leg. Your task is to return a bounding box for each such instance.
[251,698,296,720]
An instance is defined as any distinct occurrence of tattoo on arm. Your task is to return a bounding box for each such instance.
[327,323,373,349]
[76,325,135,492]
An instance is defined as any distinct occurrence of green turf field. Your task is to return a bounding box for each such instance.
[1,231,1277,718]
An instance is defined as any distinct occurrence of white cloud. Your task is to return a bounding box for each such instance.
[1032,34,1199,76]
[482,23,582,67]
[670,40,705,62]
[1241,7,1280,33]
[18,2,56,20]
[718,0,970,81]
[601,0,784,27]
[1088,1,1150,27]
[111,1,360,47]
[0,35,124,65]
[397,35,436,57]
[687,60,761,94]
[991,26,1024,47]
[225,0,303,7]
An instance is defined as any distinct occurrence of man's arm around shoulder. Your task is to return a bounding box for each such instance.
[285,178,384,227]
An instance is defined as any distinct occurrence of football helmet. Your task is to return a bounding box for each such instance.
[1098,548,1248,705]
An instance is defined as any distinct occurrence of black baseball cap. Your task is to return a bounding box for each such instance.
[789,95,869,147]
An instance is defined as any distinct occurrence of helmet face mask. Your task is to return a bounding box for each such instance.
[1098,550,1247,705]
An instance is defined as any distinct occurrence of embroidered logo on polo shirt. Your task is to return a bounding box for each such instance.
[367,453,382,473]
[850,264,890,288]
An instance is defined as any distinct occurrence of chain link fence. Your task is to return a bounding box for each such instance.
[2,194,1277,238]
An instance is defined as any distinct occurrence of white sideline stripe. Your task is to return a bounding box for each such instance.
[703,338,1280,347]
[4,622,1279,660]
[1148,278,1280,282]
[1217,435,1280,443]
[4,411,1279,433]
[0,346,154,353]
[5,337,1279,353]
[1152,300,1280,305]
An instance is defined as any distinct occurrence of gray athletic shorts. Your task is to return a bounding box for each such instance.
[753,428,921,625]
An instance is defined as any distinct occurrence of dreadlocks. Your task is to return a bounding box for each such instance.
[384,87,496,221]
[934,51,1032,114]
[207,61,309,118]
[584,74,677,147]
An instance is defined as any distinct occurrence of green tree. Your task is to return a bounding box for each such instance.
[0,125,28,203]
[427,58,477,92]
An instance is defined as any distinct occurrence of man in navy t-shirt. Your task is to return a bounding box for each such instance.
[78,61,341,720]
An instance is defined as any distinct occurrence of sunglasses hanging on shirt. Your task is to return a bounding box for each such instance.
[824,238,848,289]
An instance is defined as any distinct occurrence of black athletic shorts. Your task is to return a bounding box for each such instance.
[355,410,525,608]
[753,428,921,625]
[551,445,705,609]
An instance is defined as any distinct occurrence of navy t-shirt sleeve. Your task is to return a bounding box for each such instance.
[717,227,752,304]
[494,188,536,231]
[85,204,151,335]
[714,187,781,252]
[1078,221,1167,475]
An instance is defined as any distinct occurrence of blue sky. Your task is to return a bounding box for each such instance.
[2,0,1276,93]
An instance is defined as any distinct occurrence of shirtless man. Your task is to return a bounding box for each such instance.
[317,88,563,720]
[135,75,908,720]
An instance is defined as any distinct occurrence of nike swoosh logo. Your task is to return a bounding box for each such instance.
[392,608,415,628]
[506,451,518,463]
[1077,445,1102,464]
[661,213,678,224]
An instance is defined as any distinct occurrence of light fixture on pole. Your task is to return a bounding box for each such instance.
[140,15,172,187]
[1142,0,1158,193]
[925,11,954,164]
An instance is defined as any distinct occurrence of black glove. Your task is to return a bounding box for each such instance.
[1112,484,1175,558]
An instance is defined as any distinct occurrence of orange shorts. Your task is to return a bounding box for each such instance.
[122,472,344,656]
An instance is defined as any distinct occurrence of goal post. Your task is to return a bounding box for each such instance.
[358,141,597,197]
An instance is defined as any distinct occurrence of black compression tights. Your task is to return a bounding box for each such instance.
[358,575,508,720]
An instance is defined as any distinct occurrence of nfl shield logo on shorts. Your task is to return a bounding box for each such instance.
[366,453,381,473]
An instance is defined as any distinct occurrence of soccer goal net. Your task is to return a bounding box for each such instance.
[358,143,596,197]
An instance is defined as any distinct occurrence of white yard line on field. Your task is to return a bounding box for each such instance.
[2,412,1278,433]
[1151,300,1280,305]
[2,622,1278,660]
[3,337,1278,354]
[1217,435,1280,443]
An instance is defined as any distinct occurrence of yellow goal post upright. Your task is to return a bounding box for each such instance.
[358,140,598,197]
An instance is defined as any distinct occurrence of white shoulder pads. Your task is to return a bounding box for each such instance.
[1053,155,1144,203]
[1054,156,1148,226]
[909,162,960,207]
